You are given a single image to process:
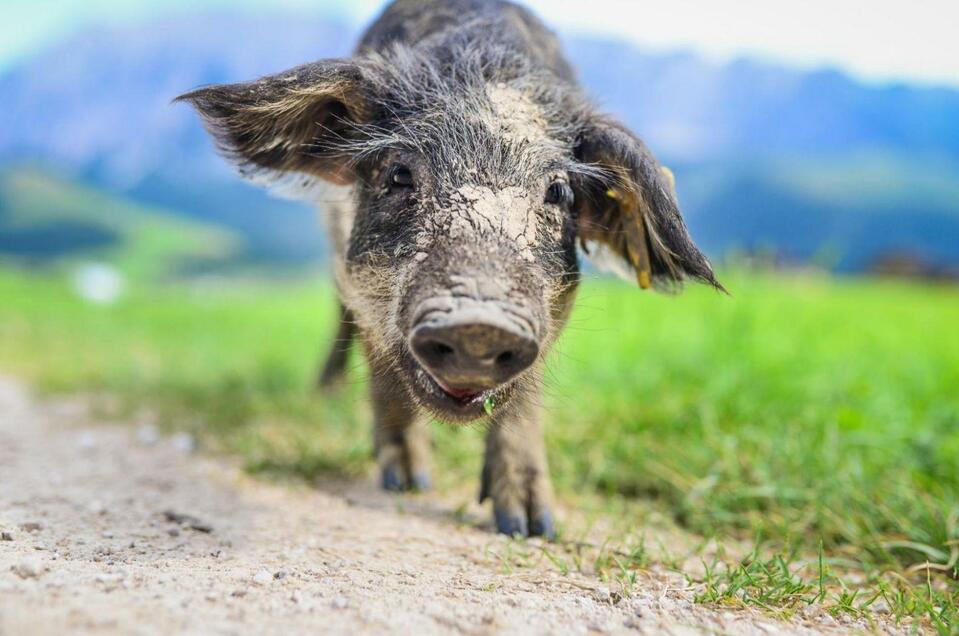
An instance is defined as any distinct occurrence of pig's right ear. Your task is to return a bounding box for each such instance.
[571,115,723,292]
[176,59,373,187]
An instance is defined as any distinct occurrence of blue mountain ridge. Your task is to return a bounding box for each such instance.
[2,11,958,270]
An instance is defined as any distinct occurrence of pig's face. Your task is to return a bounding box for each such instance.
[337,72,597,421]
[179,52,721,422]
[343,139,580,421]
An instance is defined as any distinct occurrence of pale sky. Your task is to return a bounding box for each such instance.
[3,0,958,87]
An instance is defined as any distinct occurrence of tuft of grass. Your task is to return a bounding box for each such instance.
[689,543,956,632]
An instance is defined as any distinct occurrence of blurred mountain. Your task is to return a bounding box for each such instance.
[566,40,959,162]
[0,167,239,279]
[1,11,958,272]
[0,12,353,266]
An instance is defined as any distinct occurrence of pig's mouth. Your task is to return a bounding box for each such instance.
[435,381,482,403]
[401,351,514,422]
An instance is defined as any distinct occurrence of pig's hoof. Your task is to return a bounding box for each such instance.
[380,467,431,493]
[495,509,529,537]
[529,510,556,540]
[410,471,432,492]
[381,467,407,492]
[494,509,556,540]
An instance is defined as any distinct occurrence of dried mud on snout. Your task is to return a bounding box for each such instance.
[0,378,894,635]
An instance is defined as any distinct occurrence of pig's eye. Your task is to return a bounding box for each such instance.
[544,181,574,207]
[387,164,415,191]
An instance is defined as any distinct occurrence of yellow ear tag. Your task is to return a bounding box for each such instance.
[660,166,676,194]
[637,270,652,290]
[607,186,654,291]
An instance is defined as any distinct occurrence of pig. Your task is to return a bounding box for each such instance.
[178,0,722,539]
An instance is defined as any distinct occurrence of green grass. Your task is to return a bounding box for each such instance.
[0,267,956,629]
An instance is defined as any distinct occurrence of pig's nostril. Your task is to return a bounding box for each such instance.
[410,333,460,374]
[432,342,455,357]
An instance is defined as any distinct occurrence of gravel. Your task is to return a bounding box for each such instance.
[0,377,893,636]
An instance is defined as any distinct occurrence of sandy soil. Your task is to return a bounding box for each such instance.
[0,378,894,635]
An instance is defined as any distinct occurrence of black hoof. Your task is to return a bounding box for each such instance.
[410,471,432,492]
[530,510,556,540]
[495,510,529,537]
[381,467,407,492]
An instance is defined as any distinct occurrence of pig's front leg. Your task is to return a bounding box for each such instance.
[369,369,432,492]
[480,387,555,539]
[317,300,356,389]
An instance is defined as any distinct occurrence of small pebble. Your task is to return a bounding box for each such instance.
[332,596,349,609]
[253,569,273,586]
[170,433,196,454]
[76,431,97,450]
[274,568,290,580]
[162,510,213,534]
[137,424,160,446]
[13,557,43,579]
[1,532,12,541]
[20,522,42,533]
[95,573,124,585]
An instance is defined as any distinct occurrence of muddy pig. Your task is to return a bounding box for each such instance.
[178,0,722,539]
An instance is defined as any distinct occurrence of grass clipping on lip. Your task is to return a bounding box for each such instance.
[483,396,496,416]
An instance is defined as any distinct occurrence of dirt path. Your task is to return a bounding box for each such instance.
[0,378,888,635]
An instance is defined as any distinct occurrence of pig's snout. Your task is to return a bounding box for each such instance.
[410,304,539,395]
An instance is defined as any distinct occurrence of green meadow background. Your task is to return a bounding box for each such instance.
[0,166,956,628]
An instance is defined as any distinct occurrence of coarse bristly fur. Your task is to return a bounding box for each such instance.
[177,0,723,540]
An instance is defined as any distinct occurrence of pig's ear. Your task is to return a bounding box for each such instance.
[176,59,372,188]
[571,116,723,292]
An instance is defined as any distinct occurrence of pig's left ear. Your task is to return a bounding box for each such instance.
[572,116,724,291]
[176,59,373,188]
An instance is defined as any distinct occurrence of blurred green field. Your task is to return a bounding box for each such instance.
[0,267,956,628]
